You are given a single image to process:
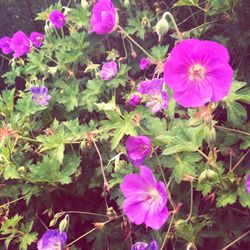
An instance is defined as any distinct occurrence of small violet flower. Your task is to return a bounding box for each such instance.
[139,57,151,70]
[30,32,44,48]
[0,36,13,55]
[131,240,158,250]
[10,31,30,58]
[100,61,117,80]
[30,86,51,106]
[37,229,67,250]
[164,39,233,108]
[129,94,141,107]
[138,78,169,113]
[49,10,66,29]
[90,0,118,35]
[246,174,250,194]
[121,165,169,230]
[125,135,151,167]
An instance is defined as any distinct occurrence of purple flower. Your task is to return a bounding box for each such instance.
[30,86,51,106]
[49,10,66,29]
[10,31,30,58]
[246,174,250,194]
[125,135,151,167]
[100,61,117,80]
[129,94,141,107]
[131,240,158,250]
[37,229,67,250]
[138,78,169,113]
[164,39,233,107]
[30,32,44,48]
[90,0,118,35]
[0,37,13,55]
[139,57,151,70]
[121,165,169,230]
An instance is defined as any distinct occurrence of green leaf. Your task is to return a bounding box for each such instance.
[174,0,199,7]
[216,191,238,207]
[150,45,169,60]
[223,80,250,127]
[158,119,203,155]
[0,89,15,117]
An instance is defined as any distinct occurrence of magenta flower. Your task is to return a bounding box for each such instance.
[10,31,30,58]
[0,37,13,55]
[164,39,233,107]
[90,0,118,35]
[246,174,250,194]
[121,165,169,230]
[125,135,151,167]
[131,240,158,250]
[139,57,151,70]
[30,86,51,106]
[129,94,141,107]
[100,61,117,80]
[49,10,66,29]
[138,78,169,113]
[30,32,44,48]
[37,229,67,250]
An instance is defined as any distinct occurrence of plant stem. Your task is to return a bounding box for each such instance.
[185,180,193,222]
[92,139,109,191]
[62,211,108,218]
[232,149,250,172]
[215,125,250,136]
[117,25,156,61]
[160,213,175,250]
[162,12,183,41]
[221,230,250,250]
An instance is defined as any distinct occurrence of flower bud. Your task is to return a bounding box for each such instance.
[59,215,69,234]
[155,16,169,42]
[199,169,217,183]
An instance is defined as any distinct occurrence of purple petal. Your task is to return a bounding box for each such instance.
[246,174,250,194]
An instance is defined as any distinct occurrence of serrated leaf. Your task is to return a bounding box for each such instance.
[216,191,237,207]
[174,0,199,7]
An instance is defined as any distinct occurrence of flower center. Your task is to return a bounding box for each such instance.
[143,189,159,205]
[189,64,206,81]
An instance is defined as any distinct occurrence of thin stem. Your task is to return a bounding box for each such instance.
[160,213,175,250]
[92,140,109,191]
[66,217,120,247]
[232,149,250,172]
[117,25,156,61]
[185,180,193,222]
[162,12,183,41]
[215,125,250,136]
[62,211,108,218]
[221,230,250,250]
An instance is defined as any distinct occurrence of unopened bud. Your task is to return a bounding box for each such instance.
[155,16,169,42]
[199,169,217,183]
[59,215,69,234]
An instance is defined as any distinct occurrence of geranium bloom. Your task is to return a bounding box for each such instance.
[138,78,169,113]
[164,39,233,107]
[121,165,169,230]
[0,36,13,55]
[49,10,66,29]
[100,61,117,80]
[37,229,67,250]
[30,86,51,106]
[131,239,158,250]
[129,94,141,107]
[90,0,118,35]
[125,135,151,167]
[10,31,30,58]
[139,57,151,70]
[246,174,250,194]
[30,32,44,48]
